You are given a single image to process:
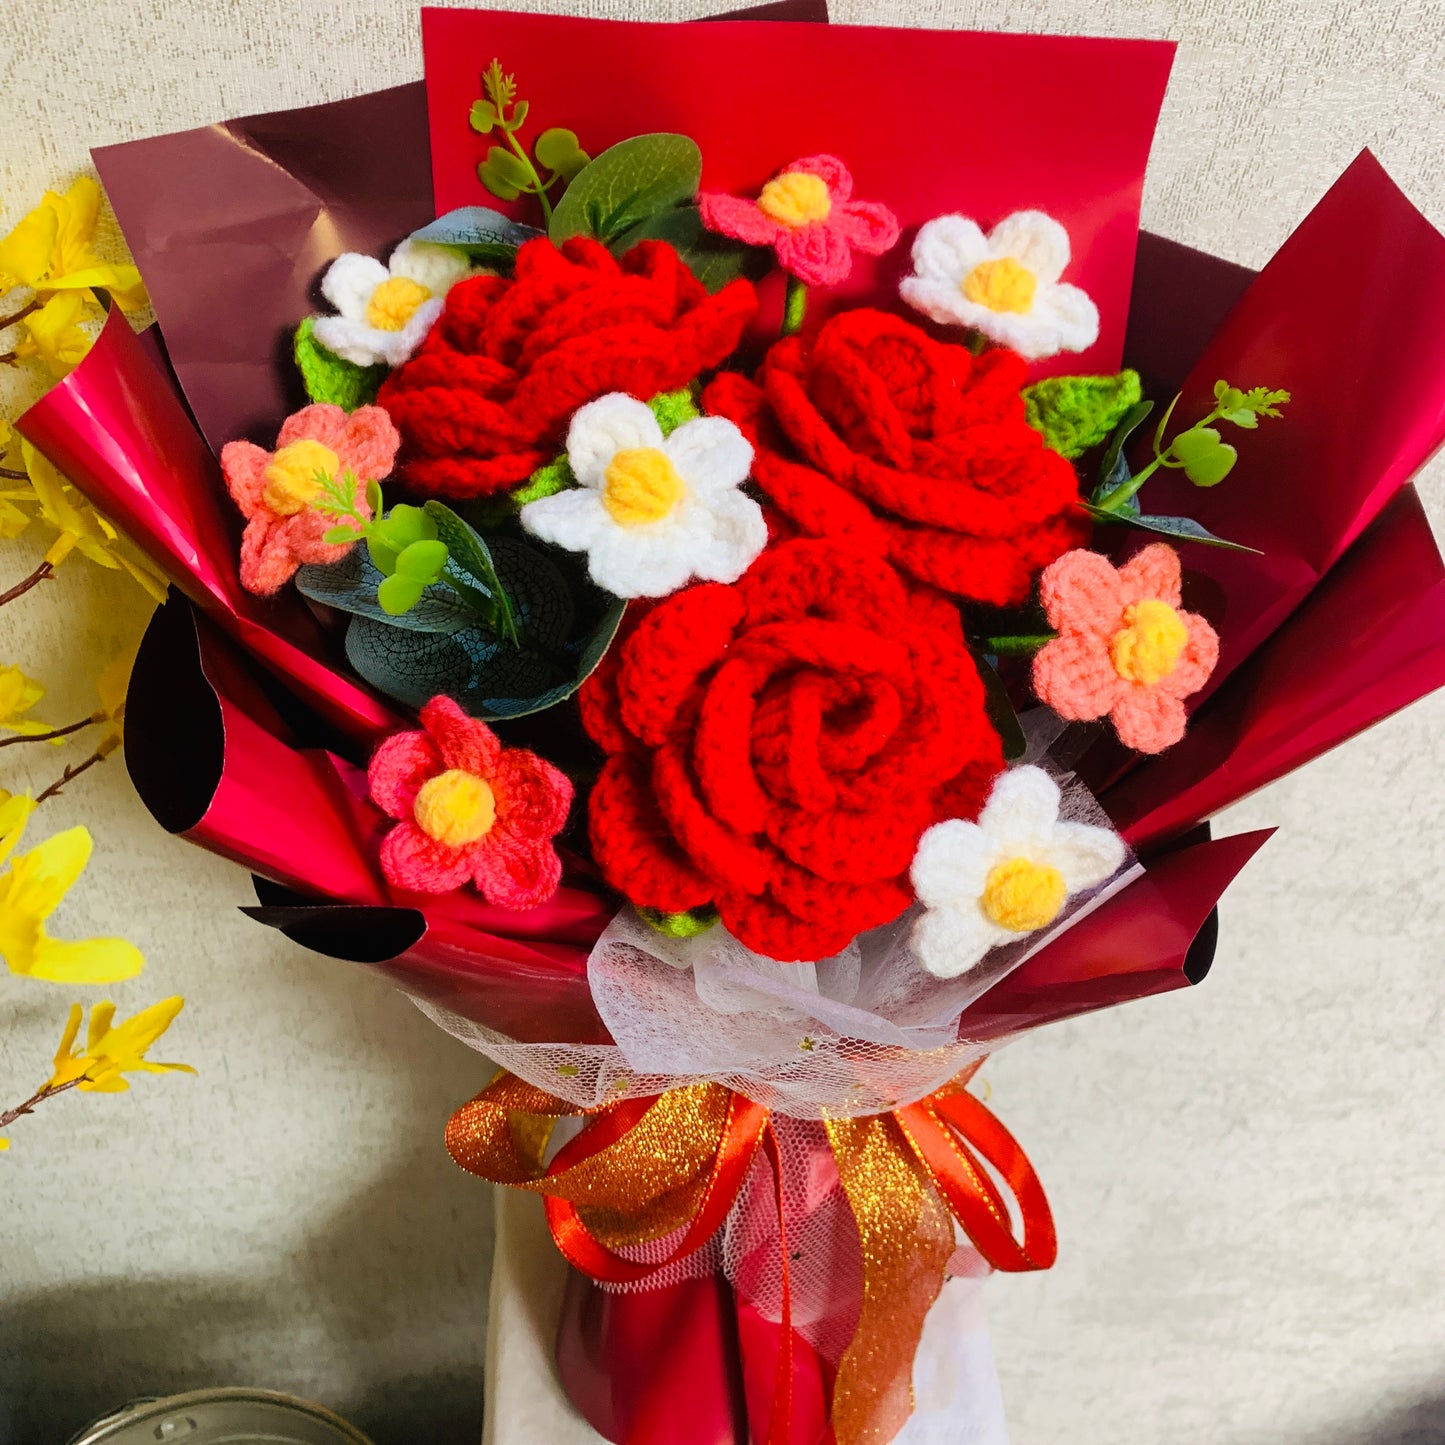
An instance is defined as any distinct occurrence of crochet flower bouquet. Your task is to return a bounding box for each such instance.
[18,6,1445,1443]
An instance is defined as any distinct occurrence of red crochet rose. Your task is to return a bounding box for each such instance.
[377,237,757,499]
[580,539,1005,962]
[704,309,1088,607]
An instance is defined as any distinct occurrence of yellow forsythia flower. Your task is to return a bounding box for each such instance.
[13,291,92,376]
[0,795,144,984]
[0,664,52,738]
[92,646,137,757]
[46,997,194,1093]
[0,178,146,310]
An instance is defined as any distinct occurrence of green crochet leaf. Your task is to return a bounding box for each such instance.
[293,317,387,411]
[410,206,543,266]
[639,904,720,939]
[1023,370,1144,459]
[549,134,702,247]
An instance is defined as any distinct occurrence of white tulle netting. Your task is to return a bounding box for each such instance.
[415,721,1136,1120]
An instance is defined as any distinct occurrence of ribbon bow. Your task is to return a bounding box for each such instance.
[446,1071,1055,1445]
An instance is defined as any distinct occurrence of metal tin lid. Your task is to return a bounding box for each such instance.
[67,1389,375,1445]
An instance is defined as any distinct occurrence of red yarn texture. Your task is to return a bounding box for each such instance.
[580,539,1005,962]
[703,309,1089,607]
[377,238,757,498]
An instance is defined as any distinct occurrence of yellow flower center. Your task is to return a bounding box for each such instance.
[413,768,497,849]
[981,856,1067,933]
[365,275,432,332]
[757,172,833,229]
[602,447,686,527]
[961,257,1038,315]
[1110,599,1189,687]
[262,439,341,517]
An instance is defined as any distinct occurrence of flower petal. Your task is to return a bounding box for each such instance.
[899,275,979,328]
[587,526,698,599]
[774,222,854,287]
[390,238,472,295]
[368,730,443,820]
[699,191,785,248]
[988,211,1071,283]
[219,440,272,517]
[1118,542,1183,608]
[1041,820,1126,893]
[910,215,989,284]
[379,821,474,894]
[379,298,445,368]
[1039,548,1125,634]
[519,488,611,554]
[1032,631,1121,722]
[912,901,1004,980]
[977,766,1062,855]
[277,403,350,452]
[833,200,901,257]
[689,491,768,584]
[422,696,503,776]
[472,835,563,910]
[25,935,144,985]
[336,406,402,483]
[1027,281,1100,356]
[910,818,995,909]
[491,747,572,841]
[567,393,665,490]
[1111,686,1188,754]
[1162,612,1220,698]
[320,253,388,322]
[784,154,854,202]
[664,415,753,498]
[311,315,392,368]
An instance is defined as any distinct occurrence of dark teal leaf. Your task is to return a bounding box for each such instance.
[1079,503,1261,553]
[973,650,1027,761]
[410,206,542,265]
[424,502,518,644]
[549,134,702,246]
[606,204,769,291]
[1092,399,1154,502]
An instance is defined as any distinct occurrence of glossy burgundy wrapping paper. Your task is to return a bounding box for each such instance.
[422,9,1172,372]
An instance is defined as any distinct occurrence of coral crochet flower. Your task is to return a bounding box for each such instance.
[699,155,900,287]
[312,239,476,369]
[704,309,1087,607]
[221,404,400,596]
[377,237,757,499]
[520,393,766,598]
[580,539,1005,962]
[369,696,573,907]
[911,766,1124,979]
[900,212,1099,361]
[1032,543,1219,753]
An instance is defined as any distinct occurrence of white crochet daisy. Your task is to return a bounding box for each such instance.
[900,211,1099,360]
[311,238,474,368]
[910,765,1124,980]
[520,393,767,599]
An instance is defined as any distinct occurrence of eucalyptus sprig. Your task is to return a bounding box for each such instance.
[312,473,514,638]
[470,59,589,225]
[1093,380,1289,515]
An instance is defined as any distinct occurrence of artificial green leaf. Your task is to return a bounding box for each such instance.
[973,650,1027,761]
[1093,399,1155,503]
[1171,426,1237,487]
[478,157,522,202]
[983,633,1057,655]
[293,316,386,411]
[604,203,768,291]
[364,478,383,515]
[321,526,360,546]
[536,128,589,182]
[295,551,477,633]
[378,573,426,615]
[549,134,703,246]
[410,206,542,265]
[1023,370,1143,459]
[424,501,518,644]
[395,539,449,581]
[1080,502,1260,553]
[484,147,532,189]
[508,99,530,131]
[469,100,497,134]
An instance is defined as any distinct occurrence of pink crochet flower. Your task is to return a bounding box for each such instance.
[1032,543,1219,754]
[368,696,573,908]
[699,155,900,287]
[220,403,400,596]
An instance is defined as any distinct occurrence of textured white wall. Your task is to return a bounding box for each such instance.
[1,2,1441,1443]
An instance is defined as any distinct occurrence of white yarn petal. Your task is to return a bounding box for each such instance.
[320,253,389,323]
[1030,282,1101,356]
[910,819,996,910]
[689,490,768,584]
[519,488,611,553]
[664,416,754,499]
[977,766,1062,854]
[310,315,392,368]
[912,903,1004,981]
[567,394,665,490]
[899,275,980,328]
[390,238,473,297]
[377,297,445,367]
[586,526,697,599]
[987,211,1071,284]
[1041,821,1126,894]
[910,215,989,283]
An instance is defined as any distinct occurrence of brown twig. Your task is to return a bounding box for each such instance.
[0,1077,82,1131]
[0,296,43,332]
[0,466,27,481]
[0,559,54,608]
[35,749,107,803]
[0,716,98,750]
